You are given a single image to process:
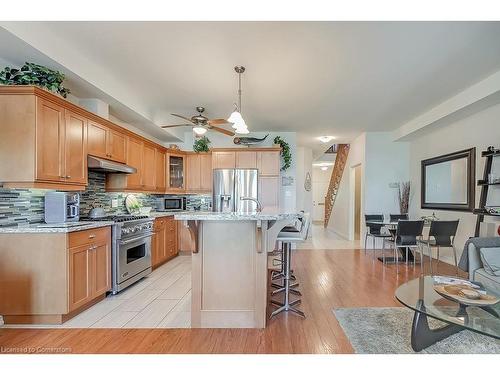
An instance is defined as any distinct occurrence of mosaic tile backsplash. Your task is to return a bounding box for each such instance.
[0,171,211,227]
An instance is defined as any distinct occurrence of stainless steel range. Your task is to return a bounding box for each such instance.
[88,215,154,294]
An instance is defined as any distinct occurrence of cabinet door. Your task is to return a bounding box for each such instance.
[35,98,65,182]
[155,149,166,192]
[259,176,280,211]
[152,218,166,267]
[200,153,213,191]
[178,221,195,252]
[186,154,201,191]
[126,137,143,189]
[108,130,127,163]
[212,151,236,169]
[87,121,108,159]
[236,151,257,168]
[68,244,92,311]
[165,219,178,257]
[167,154,186,191]
[257,151,281,176]
[64,110,87,184]
[142,143,156,190]
[93,241,111,296]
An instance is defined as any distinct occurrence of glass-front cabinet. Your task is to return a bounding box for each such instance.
[166,152,186,192]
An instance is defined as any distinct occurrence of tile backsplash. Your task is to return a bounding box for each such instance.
[0,171,211,227]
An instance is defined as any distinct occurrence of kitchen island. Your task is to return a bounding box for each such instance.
[174,211,300,328]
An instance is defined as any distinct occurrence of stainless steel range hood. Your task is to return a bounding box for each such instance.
[87,155,137,174]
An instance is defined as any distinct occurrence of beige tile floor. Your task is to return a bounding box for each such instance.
[2,255,193,329]
[1,224,360,329]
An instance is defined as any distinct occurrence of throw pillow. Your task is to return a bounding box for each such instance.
[479,247,500,276]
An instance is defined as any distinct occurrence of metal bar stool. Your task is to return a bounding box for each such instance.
[270,213,311,319]
[417,220,459,276]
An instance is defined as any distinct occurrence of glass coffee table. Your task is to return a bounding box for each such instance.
[395,276,500,352]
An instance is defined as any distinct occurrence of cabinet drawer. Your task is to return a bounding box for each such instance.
[69,227,110,248]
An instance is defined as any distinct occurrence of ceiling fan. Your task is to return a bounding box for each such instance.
[161,106,235,136]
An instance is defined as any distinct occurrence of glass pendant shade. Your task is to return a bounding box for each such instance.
[193,126,207,135]
[228,111,244,129]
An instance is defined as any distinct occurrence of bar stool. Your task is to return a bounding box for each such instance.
[270,213,311,319]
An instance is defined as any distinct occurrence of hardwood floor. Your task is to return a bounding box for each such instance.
[0,249,464,354]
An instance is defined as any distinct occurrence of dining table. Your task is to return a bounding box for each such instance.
[365,219,428,263]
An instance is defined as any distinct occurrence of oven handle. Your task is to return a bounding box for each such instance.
[120,234,152,245]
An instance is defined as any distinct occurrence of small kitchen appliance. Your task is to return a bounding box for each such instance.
[44,192,80,223]
[156,196,187,212]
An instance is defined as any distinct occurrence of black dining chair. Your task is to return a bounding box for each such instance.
[364,214,392,255]
[384,220,424,272]
[389,214,409,222]
[417,220,459,276]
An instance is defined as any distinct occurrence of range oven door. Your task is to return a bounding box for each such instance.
[117,233,152,284]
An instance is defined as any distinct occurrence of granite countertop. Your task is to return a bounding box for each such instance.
[148,212,176,218]
[0,221,114,234]
[174,211,300,221]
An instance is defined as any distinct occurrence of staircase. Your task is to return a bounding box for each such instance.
[323,144,350,228]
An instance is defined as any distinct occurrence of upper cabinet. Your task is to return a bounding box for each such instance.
[35,101,87,186]
[142,143,156,191]
[155,148,166,192]
[166,152,186,193]
[257,151,281,176]
[186,152,212,193]
[236,151,257,169]
[124,137,144,190]
[88,121,127,163]
[212,151,236,169]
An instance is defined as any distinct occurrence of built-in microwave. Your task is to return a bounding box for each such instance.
[156,196,187,212]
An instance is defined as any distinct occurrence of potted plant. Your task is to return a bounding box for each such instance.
[0,62,71,98]
[193,136,211,153]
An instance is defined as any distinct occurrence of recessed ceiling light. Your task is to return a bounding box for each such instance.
[318,136,336,143]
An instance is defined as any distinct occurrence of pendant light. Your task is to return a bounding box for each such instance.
[227,66,249,134]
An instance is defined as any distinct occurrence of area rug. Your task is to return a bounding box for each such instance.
[333,307,500,354]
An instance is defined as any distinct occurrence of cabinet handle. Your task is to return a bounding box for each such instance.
[88,234,96,239]
[66,175,71,179]
[88,245,97,251]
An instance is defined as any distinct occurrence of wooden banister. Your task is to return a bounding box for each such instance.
[323,144,350,228]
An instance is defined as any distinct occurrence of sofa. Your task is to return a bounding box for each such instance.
[465,239,500,294]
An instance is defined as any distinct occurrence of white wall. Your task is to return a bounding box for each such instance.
[328,133,366,239]
[295,146,313,215]
[364,132,410,216]
[409,102,500,263]
[181,131,298,212]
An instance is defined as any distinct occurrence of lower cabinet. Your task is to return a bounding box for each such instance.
[68,228,112,312]
[152,216,178,268]
[0,226,111,324]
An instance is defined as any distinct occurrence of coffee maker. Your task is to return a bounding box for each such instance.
[44,192,80,223]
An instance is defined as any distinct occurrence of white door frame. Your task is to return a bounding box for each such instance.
[348,163,363,241]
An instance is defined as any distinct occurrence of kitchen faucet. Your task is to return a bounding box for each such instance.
[240,197,262,212]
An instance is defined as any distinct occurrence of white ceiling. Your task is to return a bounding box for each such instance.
[2,22,500,153]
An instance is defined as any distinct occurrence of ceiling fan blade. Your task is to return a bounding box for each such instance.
[171,113,195,123]
[161,124,193,128]
[210,126,235,136]
[208,118,230,125]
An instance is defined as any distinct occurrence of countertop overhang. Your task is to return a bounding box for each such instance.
[173,211,300,221]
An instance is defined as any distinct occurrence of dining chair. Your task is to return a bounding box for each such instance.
[364,214,392,255]
[384,220,424,272]
[389,214,409,222]
[417,220,459,276]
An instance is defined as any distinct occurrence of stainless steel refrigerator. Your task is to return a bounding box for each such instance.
[213,169,259,212]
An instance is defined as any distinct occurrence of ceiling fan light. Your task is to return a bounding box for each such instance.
[193,126,207,135]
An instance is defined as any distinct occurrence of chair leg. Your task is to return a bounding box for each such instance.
[428,244,433,276]
[382,238,386,264]
[364,232,368,254]
[452,245,459,276]
[436,246,440,272]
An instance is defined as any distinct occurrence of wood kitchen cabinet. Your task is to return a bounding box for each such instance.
[0,226,111,324]
[35,103,87,186]
[259,176,280,211]
[152,216,178,268]
[186,152,212,192]
[142,143,156,191]
[125,137,144,189]
[155,148,166,192]
[257,150,281,176]
[212,151,236,169]
[166,152,186,193]
[87,120,127,163]
[236,151,257,168]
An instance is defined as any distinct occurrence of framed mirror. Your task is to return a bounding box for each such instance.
[421,148,476,211]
